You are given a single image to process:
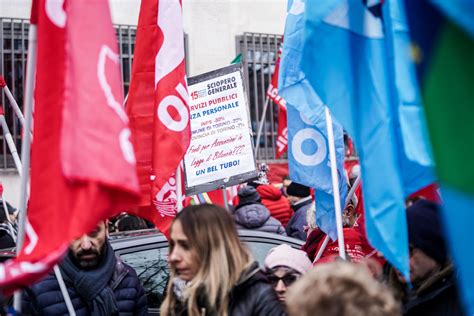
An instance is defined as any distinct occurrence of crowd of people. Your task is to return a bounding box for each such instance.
[0,174,467,315]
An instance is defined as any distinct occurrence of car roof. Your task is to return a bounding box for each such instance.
[109,229,304,252]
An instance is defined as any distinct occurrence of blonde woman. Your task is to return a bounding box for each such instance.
[160,204,285,316]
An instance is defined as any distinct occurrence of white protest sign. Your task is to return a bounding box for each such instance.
[184,64,257,195]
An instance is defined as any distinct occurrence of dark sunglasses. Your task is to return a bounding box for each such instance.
[267,274,299,287]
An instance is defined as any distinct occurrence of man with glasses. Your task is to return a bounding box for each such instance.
[264,244,312,303]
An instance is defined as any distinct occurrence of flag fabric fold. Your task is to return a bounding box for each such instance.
[0,0,139,292]
[301,0,435,279]
[126,0,190,237]
[430,0,474,38]
[279,0,347,241]
[265,45,288,159]
[407,0,474,312]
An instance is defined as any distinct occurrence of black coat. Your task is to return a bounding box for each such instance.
[403,265,467,316]
[228,262,285,316]
[171,262,286,316]
[22,257,148,316]
[0,223,16,250]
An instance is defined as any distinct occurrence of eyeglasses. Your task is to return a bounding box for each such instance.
[267,274,299,287]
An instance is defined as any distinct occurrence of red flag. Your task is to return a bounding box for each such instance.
[266,45,288,158]
[126,0,190,237]
[0,0,139,292]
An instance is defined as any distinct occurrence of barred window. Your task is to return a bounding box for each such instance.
[236,32,285,162]
[0,19,136,169]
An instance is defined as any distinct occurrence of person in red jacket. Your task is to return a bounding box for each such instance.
[255,184,293,227]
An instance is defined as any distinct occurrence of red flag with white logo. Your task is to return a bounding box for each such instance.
[0,0,140,292]
[266,45,288,158]
[126,0,190,237]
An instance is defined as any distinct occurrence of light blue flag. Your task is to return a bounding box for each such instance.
[430,0,474,38]
[441,188,474,314]
[301,0,435,279]
[279,0,347,241]
[405,1,474,313]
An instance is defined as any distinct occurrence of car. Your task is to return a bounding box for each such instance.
[109,229,304,315]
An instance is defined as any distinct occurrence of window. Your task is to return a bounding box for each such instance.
[0,19,28,169]
[120,247,170,309]
[236,32,284,162]
[115,25,136,97]
[0,18,136,169]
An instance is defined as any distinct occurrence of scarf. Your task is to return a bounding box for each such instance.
[172,277,190,303]
[60,241,119,316]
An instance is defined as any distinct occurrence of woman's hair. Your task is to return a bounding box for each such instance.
[161,204,253,316]
[286,261,401,316]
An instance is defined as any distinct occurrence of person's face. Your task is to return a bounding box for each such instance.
[342,203,357,227]
[69,221,107,269]
[169,220,199,281]
[409,247,440,284]
[9,211,18,223]
[267,267,301,302]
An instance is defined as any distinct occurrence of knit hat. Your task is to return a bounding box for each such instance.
[406,199,447,264]
[237,186,261,205]
[286,182,310,198]
[264,244,312,275]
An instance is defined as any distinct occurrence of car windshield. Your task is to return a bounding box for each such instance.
[115,230,303,311]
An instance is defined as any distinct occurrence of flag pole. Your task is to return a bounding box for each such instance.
[13,23,37,312]
[345,173,361,207]
[324,107,346,260]
[53,266,77,316]
[313,174,360,264]
[176,165,183,212]
[313,235,330,263]
[222,187,228,210]
[254,97,270,159]
[0,113,23,176]
[0,76,26,126]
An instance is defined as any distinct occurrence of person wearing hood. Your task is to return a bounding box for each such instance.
[254,183,293,227]
[232,186,286,236]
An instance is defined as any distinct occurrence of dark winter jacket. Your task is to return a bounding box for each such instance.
[233,203,286,236]
[172,261,286,316]
[22,244,148,316]
[229,261,286,315]
[256,185,293,227]
[286,197,312,241]
[403,264,466,316]
[0,223,15,250]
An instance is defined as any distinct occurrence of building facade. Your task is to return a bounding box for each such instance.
[0,0,287,205]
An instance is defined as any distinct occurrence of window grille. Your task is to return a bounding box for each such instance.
[0,18,136,170]
[236,32,285,162]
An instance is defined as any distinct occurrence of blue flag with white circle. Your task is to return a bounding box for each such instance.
[300,0,436,279]
[279,0,347,241]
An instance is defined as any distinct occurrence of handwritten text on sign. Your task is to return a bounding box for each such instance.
[184,71,254,187]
